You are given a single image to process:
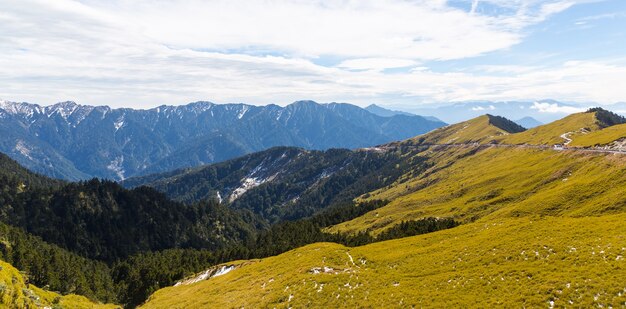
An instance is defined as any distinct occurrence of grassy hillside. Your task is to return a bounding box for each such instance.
[498,112,598,145]
[0,259,119,309]
[569,123,626,147]
[498,108,626,145]
[141,214,626,308]
[407,114,523,144]
[330,146,626,235]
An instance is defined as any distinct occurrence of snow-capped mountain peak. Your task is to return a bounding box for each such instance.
[46,101,79,118]
[43,101,97,125]
[0,100,44,117]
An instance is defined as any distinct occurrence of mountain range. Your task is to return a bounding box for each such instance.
[1,106,626,308]
[0,100,445,180]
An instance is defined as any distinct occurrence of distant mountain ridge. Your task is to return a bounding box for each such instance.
[365,104,442,122]
[365,104,414,117]
[0,100,445,180]
[515,116,543,128]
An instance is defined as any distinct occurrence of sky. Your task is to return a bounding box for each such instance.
[0,0,625,109]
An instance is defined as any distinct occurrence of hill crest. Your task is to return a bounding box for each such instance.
[407,114,524,145]
[499,107,626,145]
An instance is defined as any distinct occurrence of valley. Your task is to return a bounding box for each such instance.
[1,107,625,308]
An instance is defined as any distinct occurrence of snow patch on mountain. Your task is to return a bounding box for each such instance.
[71,106,95,126]
[14,140,33,160]
[0,101,43,117]
[114,117,125,131]
[107,156,125,180]
[46,101,80,120]
[175,265,237,286]
[229,177,263,202]
[227,153,295,202]
[190,101,214,114]
[237,105,249,119]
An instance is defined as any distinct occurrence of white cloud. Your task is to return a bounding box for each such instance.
[0,0,620,108]
[338,58,417,71]
[577,12,626,22]
[80,0,526,61]
[471,105,496,111]
[530,102,586,113]
[477,65,541,74]
[471,0,480,14]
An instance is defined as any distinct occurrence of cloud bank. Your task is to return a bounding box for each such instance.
[0,0,623,108]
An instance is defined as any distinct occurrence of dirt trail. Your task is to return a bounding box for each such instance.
[376,142,626,155]
[560,132,573,145]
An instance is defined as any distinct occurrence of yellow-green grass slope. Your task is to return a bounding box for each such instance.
[569,123,626,147]
[407,114,518,144]
[142,214,626,308]
[0,260,119,309]
[410,109,625,147]
[497,110,610,145]
[331,146,626,235]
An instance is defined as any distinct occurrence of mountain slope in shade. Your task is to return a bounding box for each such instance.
[141,214,626,308]
[0,100,444,180]
[515,116,543,128]
[123,146,408,225]
[0,151,258,262]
